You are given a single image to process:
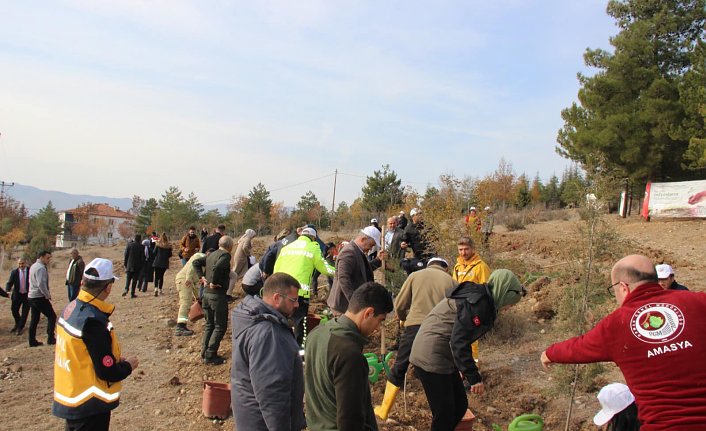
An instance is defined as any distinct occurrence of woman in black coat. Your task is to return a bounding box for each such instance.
[153,233,173,296]
[123,234,145,298]
[139,238,156,293]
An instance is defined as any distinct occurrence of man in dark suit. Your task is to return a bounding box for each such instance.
[384,216,406,260]
[327,227,384,315]
[5,257,30,335]
[123,234,145,297]
[201,224,225,253]
[64,248,85,301]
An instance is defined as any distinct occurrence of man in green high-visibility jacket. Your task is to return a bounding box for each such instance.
[274,226,335,345]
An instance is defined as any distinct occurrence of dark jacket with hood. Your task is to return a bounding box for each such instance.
[231,295,305,431]
[410,269,522,386]
[304,316,378,431]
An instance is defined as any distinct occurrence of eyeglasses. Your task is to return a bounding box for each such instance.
[508,285,527,298]
[607,281,622,295]
[277,293,299,303]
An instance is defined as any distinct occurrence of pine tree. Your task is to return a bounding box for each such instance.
[361,165,403,212]
[28,201,61,256]
[244,183,273,235]
[135,198,158,235]
[557,0,706,181]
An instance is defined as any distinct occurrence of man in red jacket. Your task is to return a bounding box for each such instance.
[541,254,706,430]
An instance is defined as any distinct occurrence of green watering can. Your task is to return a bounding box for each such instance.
[492,414,544,431]
[364,352,395,384]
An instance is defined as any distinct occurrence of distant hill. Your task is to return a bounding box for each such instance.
[5,183,229,215]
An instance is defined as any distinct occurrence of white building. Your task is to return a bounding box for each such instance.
[56,203,134,248]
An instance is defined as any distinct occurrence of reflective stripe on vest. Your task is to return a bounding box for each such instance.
[54,385,121,405]
[58,316,82,337]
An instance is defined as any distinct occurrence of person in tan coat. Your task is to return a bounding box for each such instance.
[228,229,256,297]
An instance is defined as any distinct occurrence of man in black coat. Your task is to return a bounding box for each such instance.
[5,257,30,334]
[123,234,145,298]
[201,224,225,253]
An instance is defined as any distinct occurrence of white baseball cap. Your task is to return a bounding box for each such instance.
[360,226,381,248]
[84,258,119,281]
[427,257,449,268]
[301,227,317,238]
[655,264,673,279]
[371,218,378,224]
[593,383,635,426]
[410,208,420,216]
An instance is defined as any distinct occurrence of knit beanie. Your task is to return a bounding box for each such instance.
[488,269,523,312]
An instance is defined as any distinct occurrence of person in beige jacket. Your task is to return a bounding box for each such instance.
[375,257,454,421]
[228,229,256,298]
[174,252,206,336]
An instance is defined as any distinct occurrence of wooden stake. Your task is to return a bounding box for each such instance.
[380,224,387,356]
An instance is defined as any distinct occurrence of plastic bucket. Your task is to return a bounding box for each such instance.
[203,381,231,419]
[455,409,476,431]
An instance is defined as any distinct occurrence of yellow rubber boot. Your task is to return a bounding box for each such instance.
[374,381,400,421]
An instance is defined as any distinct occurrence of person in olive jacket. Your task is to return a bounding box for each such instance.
[193,235,233,365]
[305,282,393,431]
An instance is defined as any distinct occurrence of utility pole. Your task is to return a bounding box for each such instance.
[0,180,15,208]
[0,180,14,280]
[331,169,338,230]
[331,169,338,213]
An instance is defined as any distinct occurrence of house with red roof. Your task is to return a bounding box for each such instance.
[56,203,134,248]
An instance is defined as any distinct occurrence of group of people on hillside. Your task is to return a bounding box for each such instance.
[1,211,703,431]
[122,231,174,297]
[175,210,521,430]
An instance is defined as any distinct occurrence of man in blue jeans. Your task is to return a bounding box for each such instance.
[28,250,56,347]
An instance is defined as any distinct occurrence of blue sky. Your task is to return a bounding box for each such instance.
[0,0,617,209]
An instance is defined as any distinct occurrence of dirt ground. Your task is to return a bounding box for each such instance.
[0,213,703,430]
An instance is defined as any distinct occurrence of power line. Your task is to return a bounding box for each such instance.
[270,172,335,193]
[338,171,430,185]
[201,172,336,205]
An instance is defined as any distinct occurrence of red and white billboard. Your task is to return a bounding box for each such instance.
[642,180,706,219]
